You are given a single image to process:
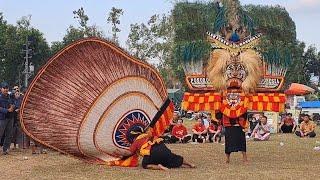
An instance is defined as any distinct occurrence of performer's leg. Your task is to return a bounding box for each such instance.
[145,164,169,171]
[242,151,248,163]
[182,159,196,168]
[225,153,230,163]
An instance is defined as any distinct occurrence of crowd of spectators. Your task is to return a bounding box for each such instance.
[162,109,318,146]
[0,82,46,156]
[162,112,223,144]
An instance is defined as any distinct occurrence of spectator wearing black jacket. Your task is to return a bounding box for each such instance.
[0,82,15,155]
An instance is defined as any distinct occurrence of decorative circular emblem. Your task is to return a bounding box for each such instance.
[113,110,151,149]
[226,92,241,107]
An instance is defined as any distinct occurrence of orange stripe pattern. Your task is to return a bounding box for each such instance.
[107,154,139,167]
[149,101,175,136]
[182,92,285,118]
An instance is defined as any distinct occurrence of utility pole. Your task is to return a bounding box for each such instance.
[22,26,34,90]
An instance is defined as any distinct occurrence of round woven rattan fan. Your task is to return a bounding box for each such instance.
[20,38,168,163]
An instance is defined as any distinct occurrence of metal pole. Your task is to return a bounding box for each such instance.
[22,25,30,149]
[24,34,29,89]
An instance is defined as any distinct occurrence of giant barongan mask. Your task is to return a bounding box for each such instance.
[206,34,263,93]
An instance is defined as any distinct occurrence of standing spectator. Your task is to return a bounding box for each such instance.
[208,120,222,143]
[192,118,207,143]
[295,114,316,138]
[252,116,271,141]
[12,90,23,149]
[0,82,15,155]
[170,119,191,143]
[279,113,296,133]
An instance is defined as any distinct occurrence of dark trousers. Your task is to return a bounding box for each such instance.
[0,118,14,151]
[12,121,23,147]
[208,132,221,142]
[295,131,316,138]
[192,133,207,143]
[281,125,294,133]
[170,135,191,143]
[0,133,4,146]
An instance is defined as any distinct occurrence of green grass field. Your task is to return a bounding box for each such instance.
[1,123,320,179]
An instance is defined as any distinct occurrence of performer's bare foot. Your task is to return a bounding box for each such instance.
[146,164,169,170]
[183,160,196,168]
[242,152,248,163]
[158,164,169,171]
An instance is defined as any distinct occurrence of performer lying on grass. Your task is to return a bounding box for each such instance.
[120,126,196,170]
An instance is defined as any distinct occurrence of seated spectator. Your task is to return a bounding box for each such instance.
[201,113,210,129]
[164,111,179,134]
[247,114,259,137]
[280,113,296,133]
[162,111,180,143]
[295,114,316,138]
[170,119,191,143]
[192,118,207,143]
[208,120,222,143]
[252,115,271,141]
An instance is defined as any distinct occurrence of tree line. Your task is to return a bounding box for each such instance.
[0,6,319,94]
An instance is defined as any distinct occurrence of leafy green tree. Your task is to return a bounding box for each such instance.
[51,7,105,54]
[50,41,65,55]
[73,7,89,33]
[305,46,320,82]
[126,13,185,88]
[107,7,123,44]
[0,12,8,78]
[285,42,310,86]
[73,7,104,39]
[0,14,50,87]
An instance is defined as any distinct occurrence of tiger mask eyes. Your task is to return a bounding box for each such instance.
[207,49,262,93]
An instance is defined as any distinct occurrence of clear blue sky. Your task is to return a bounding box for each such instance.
[0,0,319,50]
